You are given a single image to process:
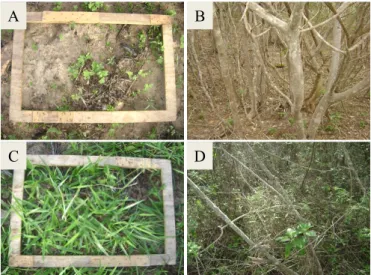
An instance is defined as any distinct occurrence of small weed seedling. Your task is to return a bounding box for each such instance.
[68,53,109,84]
[165,9,177,17]
[31,42,38,51]
[83,2,104,12]
[53,2,63,11]
[138,30,147,49]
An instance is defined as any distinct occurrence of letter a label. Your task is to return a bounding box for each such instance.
[1,2,26,30]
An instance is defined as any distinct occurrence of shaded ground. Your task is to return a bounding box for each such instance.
[1,2,184,140]
[187,8,370,140]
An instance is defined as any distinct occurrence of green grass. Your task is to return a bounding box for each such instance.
[18,161,164,257]
[1,142,184,274]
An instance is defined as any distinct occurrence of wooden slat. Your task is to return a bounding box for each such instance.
[10,110,175,123]
[9,170,25,256]
[42,12,100,24]
[27,12,42,22]
[9,30,27,122]
[26,12,170,25]
[99,13,151,25]
[161,160,177,265]
[10,254,171,267]
[162,24,177,121]
[150,14,172,25]
[27,155,164,169]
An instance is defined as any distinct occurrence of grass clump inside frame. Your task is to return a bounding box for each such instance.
[15,160,165,257]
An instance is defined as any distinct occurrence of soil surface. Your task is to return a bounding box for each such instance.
[22,23,164,111]
[1,2,184,140]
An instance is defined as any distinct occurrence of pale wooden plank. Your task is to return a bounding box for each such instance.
[10,255,165,267]
[99,13,151,25]
[9,30,25,122]
[9,255,33,267]
[9,170,25,256]
[27,12,42,22]
[42,12,100,24]
[161,160,177,265]
[27,155,165,170]
[162,24,177,121]
[150,14,172,25]
[23,110,175,123]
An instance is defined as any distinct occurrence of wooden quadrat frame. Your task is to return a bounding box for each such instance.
[9,155,176,267]
[10,12,177,123]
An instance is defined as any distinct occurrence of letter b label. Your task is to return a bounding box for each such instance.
[188,2,213,30]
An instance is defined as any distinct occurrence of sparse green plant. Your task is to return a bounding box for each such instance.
[288,117,295,126]
[59,34,64,41]
[31,42,38,51]
[53,2,63,11]
[113,3,124,13]
[69,22,76,30]
[106,41,111,48]
[127,2,134,13]
[106,105,115,111]
[268,127,277,135]
[276,223,317,258]
[107,56,115,65]
[227,117,234,126]
[29,81,33,87]
[165,9,176,17]
[138,30,147,49]
[68,53,92,80]
[73,5,79,11]
[359,120,366,129]
[69,53,108,84]
[83,2,104,12]
[71,92,82,102]
[144,2,155,13]
[50,83,57,90]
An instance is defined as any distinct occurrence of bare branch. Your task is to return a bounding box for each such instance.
[331,78,370,103]
[301,2,351,32]
[248,3,288,33]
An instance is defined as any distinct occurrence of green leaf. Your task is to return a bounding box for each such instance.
[305,230,317,237]
[276,236,290,243]
[285,243,293,258]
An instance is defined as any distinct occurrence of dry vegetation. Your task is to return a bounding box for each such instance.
[188,2,370,140]
[188,143,370,274]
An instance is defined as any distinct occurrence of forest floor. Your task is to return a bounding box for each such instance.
[188,143,370,275]
[188,28,370,140]
[1,2,184,140]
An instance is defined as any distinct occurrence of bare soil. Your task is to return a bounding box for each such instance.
[1,2,184,140]
[22,23,164,111]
